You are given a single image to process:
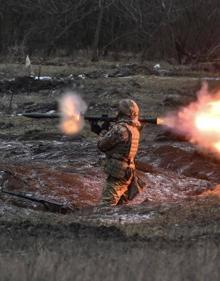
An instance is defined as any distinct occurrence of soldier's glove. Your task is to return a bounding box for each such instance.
[90,121,102,135]
[101,120,111,131]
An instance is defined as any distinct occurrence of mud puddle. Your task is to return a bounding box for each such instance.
[0,134,219,216]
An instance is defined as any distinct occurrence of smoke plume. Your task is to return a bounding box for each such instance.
[59,92,87,135]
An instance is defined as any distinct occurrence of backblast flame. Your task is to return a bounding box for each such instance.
[157,117,165,125]
[59,93,87,135]
[162,82,220,156]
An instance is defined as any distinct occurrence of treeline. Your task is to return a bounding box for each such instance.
[0,0,220,63]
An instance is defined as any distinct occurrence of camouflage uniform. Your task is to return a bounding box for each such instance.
[98,99,142,206]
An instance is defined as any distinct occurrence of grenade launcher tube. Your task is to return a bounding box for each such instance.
[20,113,159,125]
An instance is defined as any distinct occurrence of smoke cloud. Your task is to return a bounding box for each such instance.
[59,92,87,135]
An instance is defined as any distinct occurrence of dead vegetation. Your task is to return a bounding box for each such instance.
[0,62,220,280]
[0,237,219,281]
[0,204,220,281]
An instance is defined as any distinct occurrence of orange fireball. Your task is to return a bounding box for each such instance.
[162,83,220,155]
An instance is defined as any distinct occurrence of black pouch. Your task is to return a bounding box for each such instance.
[127,174,144,200]
[125,167,133,181]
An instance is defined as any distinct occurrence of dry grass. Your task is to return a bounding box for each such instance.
[0,236,219,281]
[0,60,116,78]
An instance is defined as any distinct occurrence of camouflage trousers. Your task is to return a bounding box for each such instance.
[100,175,132,206]
[100,173,143,206]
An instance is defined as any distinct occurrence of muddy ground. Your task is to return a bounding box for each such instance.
[0,62,220,280]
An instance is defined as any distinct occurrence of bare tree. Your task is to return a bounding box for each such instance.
[0,0,219,62]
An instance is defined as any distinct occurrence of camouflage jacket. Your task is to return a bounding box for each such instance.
[98,118,141,178]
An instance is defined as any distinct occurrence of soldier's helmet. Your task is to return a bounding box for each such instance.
[118,99,139,118]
